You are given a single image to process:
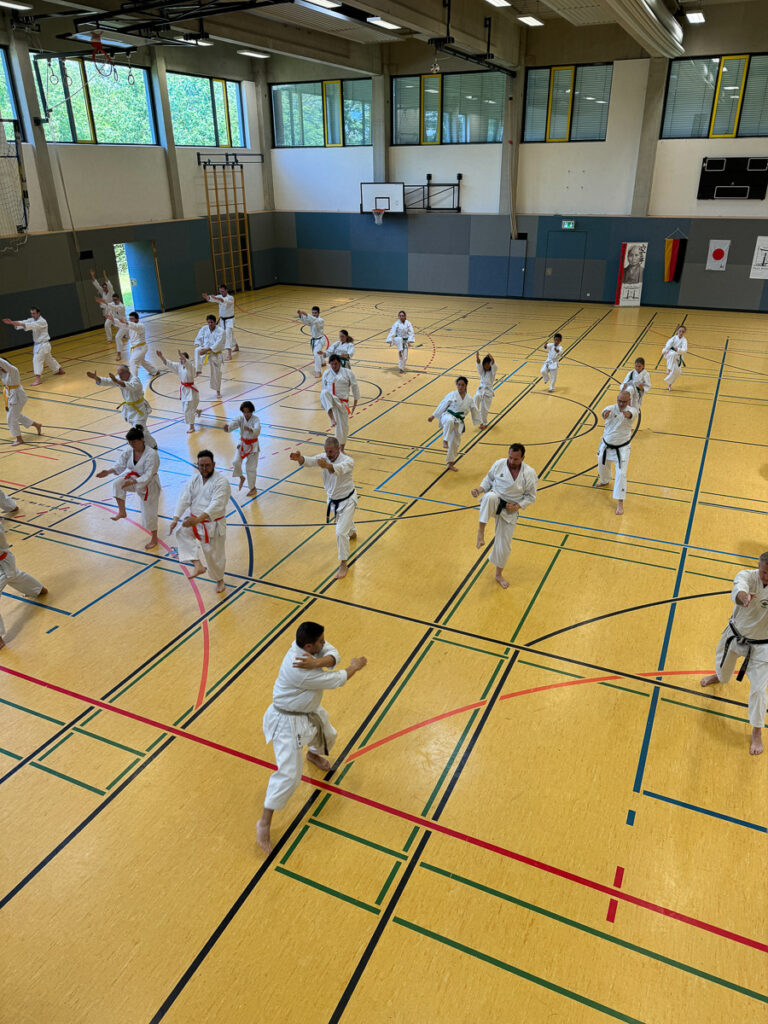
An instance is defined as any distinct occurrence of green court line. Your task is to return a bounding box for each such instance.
[686,571,735,583]
[518,520,677,561]
[357,641,435,749]
[105,756,143,791]
[403,825,420,853]
[375,862,402,905]
[0,696,66,726]
[518,660,583,679]
[440,558,489,627]
[661,696,749,725]
[280,824,310,866]
[547,478,689,507]
[432,634,510,659]
[275,866,380,915]
[308,818,407,860]
[144,732,169,753]
[245,584,308,605]
[259,525,326,578]
[32,534,150,568]
[0,745,22,761]
[29,761,106,796]
[393,917,644,1023]
[599,681,650,698]
[419,863,768,1006]
[36,732,74,763]
[510,535,568,643]
[73,727,146,756]
[311,762,355,822]
[421,708,480,818]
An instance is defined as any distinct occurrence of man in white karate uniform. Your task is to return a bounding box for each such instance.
[298,305,326,377]
[155,349,200,432]
[2,308,65,387]
[193,315,223,376]
[203,284,238,359]
[0,357,42,445]
[387,310,415,374]
[94,293,128,356]
[662,326,687,390]
[320,354,360,451]
[87,365,157,449]
[290,438,357,579]
[0,520,48,649]
[224,399,261,496]
[95,424,161,550]
[90,269,115,316]
[198,315,226,397]
[472,443,538,590]
[470,352,497,429]
[701,553,768,756]
[256,620,367,853]
[621,357,651,411]
[170,450,231,593]
[596,389,637,515]
[540,333,564,392]
[429,376,474,471]
[110,312,158,378]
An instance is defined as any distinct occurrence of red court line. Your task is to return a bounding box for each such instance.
[3,665,766,956]
[607,865,625,923]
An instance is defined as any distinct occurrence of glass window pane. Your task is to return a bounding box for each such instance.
[393,76,419,144]
[226,81,243,146]
[167,72,216,146]
[739,54,768,136]
[34,60,73,142]
[441,71,505,143]
[212,79,229,145]
[64,60,93,141]
[547,67,573,141]
[662,58,717,138]
[711,56,747,135]
[271,82,323,147]
[342,79,371,145]
[421,74,440,142]
[523,68,549,142]
[324,81,341,144]
[0,50,17,121]
[85,62,154,144]
[570,64,612,140]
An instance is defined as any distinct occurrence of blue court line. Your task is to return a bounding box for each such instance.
[71,559,159,617]
[374,490,468,509]
[3,593,70,615]
[643,790,767,833]
[625,809,635,826]
[632,686,659,794]
[46,626,59,634]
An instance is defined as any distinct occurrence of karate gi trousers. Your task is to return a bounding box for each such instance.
[113,472,161,532]
[478,491,520,570]
[176,519,226,581]
[713,624,768,728]
[262,705,336,810]
[0,551,44,637]
[597,441,630,500]
[32,343,60,376]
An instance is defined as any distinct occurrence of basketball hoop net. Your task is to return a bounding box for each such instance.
[90,32,115,77]
[372,209,385,226]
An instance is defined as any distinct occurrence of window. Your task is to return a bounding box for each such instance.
[0,49,19,123]
[270,79,372,147]
[522,63,612,142]
[661,53,768,139]
[33,57,155,145]
[167,72,243,147]
[392,71,506,145]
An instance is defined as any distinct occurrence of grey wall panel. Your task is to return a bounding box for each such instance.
[273,212,297,249]
[0,234,77,292]
[580,260,607,302]
[408,253,469,294]
[0,283,85,351]
[407,214,471,255]
[275,247,299,282]
[249,212,275,251]
[193,259,214,299]
[297,249,352,288]
[469,216,511,257]
[251,249,278,288]
[349,212,409,253]
[678,263,765,310]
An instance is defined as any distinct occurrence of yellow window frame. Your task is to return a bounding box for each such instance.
[213,78,232,148]
[420,73,441,144]
[322,80,343,147]
[709,54,749,138]
[68,58,96,144]
[546,65,574,142]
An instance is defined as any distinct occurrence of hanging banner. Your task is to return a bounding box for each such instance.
[749,236,768,279]
[706,240,730,271]
[614,242,647,306]
[664,237,687,282]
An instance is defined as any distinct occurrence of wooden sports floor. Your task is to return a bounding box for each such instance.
[0,284,766,1023]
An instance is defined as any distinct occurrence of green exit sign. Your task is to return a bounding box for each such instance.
[561,219,575,230]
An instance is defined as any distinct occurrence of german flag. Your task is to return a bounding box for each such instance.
[664,237,687,282]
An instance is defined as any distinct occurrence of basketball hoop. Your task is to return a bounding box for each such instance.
[372,209,386,226]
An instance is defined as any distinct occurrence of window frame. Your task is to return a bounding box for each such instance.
[166,68,244,148]
[391,70,507,146]
[0,46,23,135]
[269,77,372,149]
[521,60,613,144]
[545,65,575,142]
[660,51,768,140]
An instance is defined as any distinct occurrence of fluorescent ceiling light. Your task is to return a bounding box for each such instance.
[0,0,33,9]
[307,0,341,7]
[367,16,400,29]
[72,31,134,48]
[685,11,705,23]
[195,39,214,46]
[485,0,511,6]
[518,15,544,27]
[238,49,270,58]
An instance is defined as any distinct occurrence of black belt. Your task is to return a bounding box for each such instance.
[326,489,355,524]
[220,315,234,322]
[720,620,768,681]
[496,497,520,516]
[600,439,631,469]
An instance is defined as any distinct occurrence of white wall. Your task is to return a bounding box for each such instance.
[650,137,768,218]
[389,145,502,214]
[272,146,373,211]
[516,58,648,216]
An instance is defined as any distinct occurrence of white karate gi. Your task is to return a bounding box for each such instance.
[0,488,18,515]
[229,412,261,490]
[207,293,236,352]
[540,343,563,391]
[262,640,347,810]
[432,390,474,465]
[174,470,231,582]
[597,403,637,500]
[320,366,360,447]
[300,313,326,374]
[327,339,354,368]
[387,319,414,371]
[124,320,156,377]
[710,569,768,727]
[92,276,115,338]
[104,301,127,346]
[15,317,61,377]
[621,368,651,409]
[95,374,156,449]
[663,334,687,387]
[0,522,45,638]
[470,362,497,427]
[0,359,34,438]
[477,460,538,570]
[194,322,224,374]
[166,359,199,426]
[301,452,357,562]
[112,445,161,532]
[200,324,225,394]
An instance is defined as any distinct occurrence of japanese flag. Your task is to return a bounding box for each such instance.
[706,239,730,271]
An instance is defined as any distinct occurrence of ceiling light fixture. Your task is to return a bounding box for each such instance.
[238,49,270,58]
[518,15,544,27]
[685,11,705,23]
[195,38,214,46]
[0,1,33,10]
[306,0,341,8]
[367,16,400,29]
[485,0,511,7]
[72,31,134,48]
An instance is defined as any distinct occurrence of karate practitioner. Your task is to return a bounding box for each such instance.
[0,519,48,649]
[662,326,687,390]
[327,330,355,368]
[87,365,157,449]
[155,349,200,432]
[2,309,65,387]
[203,284,238,359]
[596,389,637,515]
[95,424,161,550]
[197,314,226,397]
[297,306,326,377]
[224,399,260,496]
[94,293,128,356]
[387,310,414,374]
[0,357,42,445]
[169,450,231,594]
[428,376,474,471]
[470,351,497,429]
[290,437,357,579]
[110,312,158,378]
[540,333,564,392]
[320,354,360,451]
[256,620,367,853]
[90,268,115,308]
[701,553,768,756]
[621,357,651,411]
[472,443,538,590]
[0,489,19,516]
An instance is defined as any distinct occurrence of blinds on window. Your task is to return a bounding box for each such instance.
[547,67,573,141]
[441,72,505,143]
[661,58,717,138]
[739,55,768,136]
[342,79,372,145]
[523,68,549,142]
[711,56,747,135]
[570,63,612,141]
[393,76,420,144]
[272,82,323,147]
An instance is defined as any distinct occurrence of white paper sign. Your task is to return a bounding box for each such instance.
[750,236,768,279]
[706,240,730,271]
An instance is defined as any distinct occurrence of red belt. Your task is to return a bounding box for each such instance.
[192,516,224,544]
[125,471,149,501]
[180,382,199,396]
[238,436,259,457]
[0,551,7,561]
[331,383,350,410]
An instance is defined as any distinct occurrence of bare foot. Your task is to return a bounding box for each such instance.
[479,423,486,430]
[56,369,66,376]
[145,537,158,550]
[37,586,48,597]
[700,673,720,687]
[110,511,127,521]
[187,427,195,434]
[34,422,42,435]
[256,820,273,854]
[247,488,258,498]
[750,729,763,756]
[215,579,226,593]
[615,502,624,515]
[238,475,245,491]
[335,563,348,579]
[11,439,21,446]
[5,505,20,517]
[0,636,4,649]
[307,751,331,772]
[495,574,510,590]
[187,561,206,579]
[442,440,448,449]
[349,530,357,541]
[447,464,458,472]
[196,408,202,416]
[30,377,42,387]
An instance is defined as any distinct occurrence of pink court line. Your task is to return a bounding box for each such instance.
[2,664,766,956]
